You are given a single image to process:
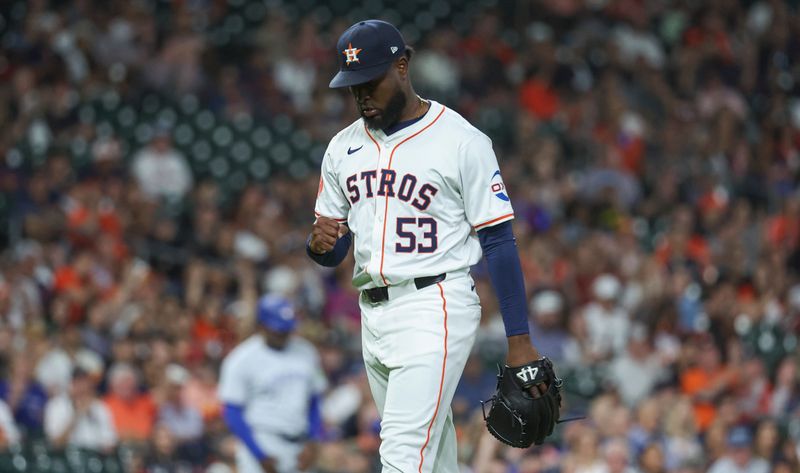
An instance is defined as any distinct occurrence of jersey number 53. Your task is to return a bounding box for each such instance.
[395,217,438,253]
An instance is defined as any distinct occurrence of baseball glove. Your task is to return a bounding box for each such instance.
[481,357,562,448]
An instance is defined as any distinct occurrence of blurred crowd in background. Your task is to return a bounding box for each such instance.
[1,0,800,472]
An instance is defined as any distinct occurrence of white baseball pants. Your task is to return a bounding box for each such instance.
[235,431,304,473]
[360,270,481,473]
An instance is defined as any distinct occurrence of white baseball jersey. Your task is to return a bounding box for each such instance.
[218,335,326,438]
[314,100,514,290]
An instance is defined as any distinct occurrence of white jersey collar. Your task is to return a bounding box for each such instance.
[365,100,445,144]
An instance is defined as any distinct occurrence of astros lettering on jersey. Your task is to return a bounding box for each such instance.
[314,100,514,288]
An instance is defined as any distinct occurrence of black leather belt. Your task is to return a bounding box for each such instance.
[362,273,446,303]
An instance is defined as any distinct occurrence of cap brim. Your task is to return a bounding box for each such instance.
[329,62,391,88]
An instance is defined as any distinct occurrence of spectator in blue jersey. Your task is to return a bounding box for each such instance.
[0,352,48,438]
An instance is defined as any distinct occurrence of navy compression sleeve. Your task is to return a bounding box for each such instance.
[306,231,352,267]
[223,403,268,461]
[478,221,530,337]
[307,394,323,441]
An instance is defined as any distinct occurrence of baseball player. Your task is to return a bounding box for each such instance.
[307,20,558,472]
[219,295,326,473]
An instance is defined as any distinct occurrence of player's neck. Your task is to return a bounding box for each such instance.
[397,90,429,123]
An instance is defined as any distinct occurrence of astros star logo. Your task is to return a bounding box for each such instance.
[342,42,362,65]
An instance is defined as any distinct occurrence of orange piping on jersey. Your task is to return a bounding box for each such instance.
[418,281,449,473]
[474,212,515,230]
[364,123,380,152]
[377,106,446,286]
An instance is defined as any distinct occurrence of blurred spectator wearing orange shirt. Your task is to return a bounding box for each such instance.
[103,363,157,443]
[680,337,737,431]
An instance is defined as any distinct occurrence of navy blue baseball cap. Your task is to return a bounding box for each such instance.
[329,20,407,89]
[256,294,297,333]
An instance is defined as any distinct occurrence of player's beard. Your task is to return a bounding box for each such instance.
[362,89,407,131]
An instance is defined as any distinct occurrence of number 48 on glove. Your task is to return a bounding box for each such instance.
[481,357,563,448]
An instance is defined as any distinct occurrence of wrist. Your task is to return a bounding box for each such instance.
[506,334,540,367]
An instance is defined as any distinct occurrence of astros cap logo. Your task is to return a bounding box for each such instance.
[343,42,362,65]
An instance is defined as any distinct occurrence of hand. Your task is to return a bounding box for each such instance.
[506,334,546,396]
[259,458,278,473]
[484,357,563,448]
[297,441,319,471]
[309,216,347,254]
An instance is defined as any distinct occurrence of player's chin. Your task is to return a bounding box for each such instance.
[361,111,383,127]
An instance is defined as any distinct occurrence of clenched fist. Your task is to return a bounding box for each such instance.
[309,216,348,254]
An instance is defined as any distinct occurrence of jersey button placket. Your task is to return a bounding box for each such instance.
[380,140,395,284]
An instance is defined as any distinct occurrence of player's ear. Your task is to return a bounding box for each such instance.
[395,57,409,79]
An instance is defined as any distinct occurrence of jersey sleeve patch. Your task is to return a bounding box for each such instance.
[459,134,515,228]
[490,170,510,201]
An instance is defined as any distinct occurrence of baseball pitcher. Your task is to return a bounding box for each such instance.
[307,20,562,473]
